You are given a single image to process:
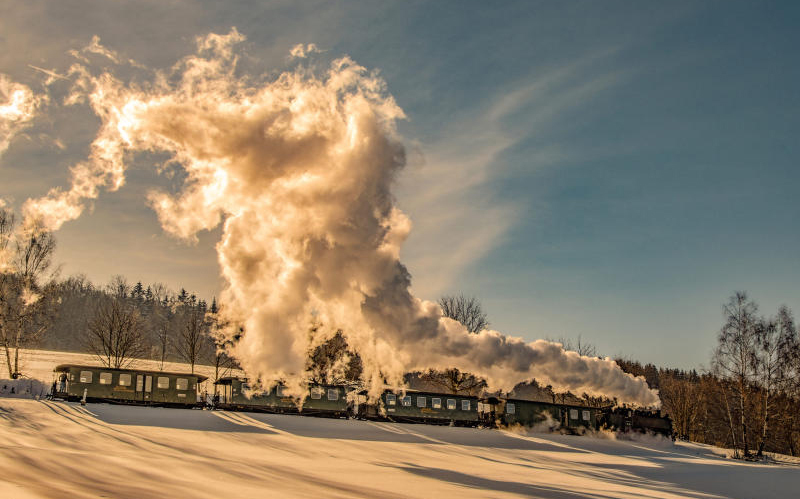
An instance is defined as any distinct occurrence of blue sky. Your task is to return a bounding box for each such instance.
[2,1,798,369]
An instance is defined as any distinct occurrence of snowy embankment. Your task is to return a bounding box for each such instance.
[1,401,799,498]
[1,349,798,498]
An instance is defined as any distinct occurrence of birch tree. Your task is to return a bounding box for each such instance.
[713,292,759,458]
[0,210,57,378]
[754,306,797,457]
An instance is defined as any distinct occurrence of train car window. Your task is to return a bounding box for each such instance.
[385,394,396,406]
[570,409,578,420]
[582,410,590,421]
[461,400,471,411]
[276,385,287,397]
[310,387,323,399]
[79,371,93,383]
[506,403,516,414]
[401,396,411,407]
[157,377,170,389]
[432,398,441,409]
[99,372,112,385]
[447,399,456,410]
[118,374,132,386]
[176,378,188,391]
[327,389,339,401]
[416,396,426,408]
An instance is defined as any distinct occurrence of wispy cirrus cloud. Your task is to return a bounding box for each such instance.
[398,48,631,298]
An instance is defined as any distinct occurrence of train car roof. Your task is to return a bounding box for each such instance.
[214,376,239,385]
[54,364,208,382]
[214,377,350,389]
[355,387,479,398]
[500,396,602,411]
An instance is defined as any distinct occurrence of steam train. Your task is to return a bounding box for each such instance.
[51,364,672,437]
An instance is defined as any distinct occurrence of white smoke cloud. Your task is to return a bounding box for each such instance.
[23,30,660,407]
[0,74,44,155]
[68,34,145,69]
[289,43,321,59]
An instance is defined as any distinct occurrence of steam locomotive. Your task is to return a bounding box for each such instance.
[51,363,672,437]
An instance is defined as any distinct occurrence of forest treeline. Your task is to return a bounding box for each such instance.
[617,292,800,459]
[19,273,236,379]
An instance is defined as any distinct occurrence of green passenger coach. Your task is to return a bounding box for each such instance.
[214,377,349,417]
[501,398,600,432]
[358,390,480,426]
[53,364,207,407]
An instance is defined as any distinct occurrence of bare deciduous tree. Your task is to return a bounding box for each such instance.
[150,282,169,305]
[0,212,57,378]
[422,294,490,395]
[210,332,236,388]
[84,297,147,369]
[420,367,486,396]
[0,208,16,377]
[557,334,598,357]
[659,372,702,440]
[107,275,130,299]
[206,307,238,389]
[754,306,796,457]
[306,328,362,385]
[175,307,209,374]
[713,291,760,458]
[439,294,489,333]
[154,311,172,371]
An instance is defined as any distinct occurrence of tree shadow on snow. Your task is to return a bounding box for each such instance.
[81,403,276,433]
[242,412,586,452]
[572,452,800,499]
[392,463,609,499]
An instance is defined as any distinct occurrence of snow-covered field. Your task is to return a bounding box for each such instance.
[1,350,798,498]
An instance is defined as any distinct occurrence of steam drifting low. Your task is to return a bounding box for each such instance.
[20,30,659,406]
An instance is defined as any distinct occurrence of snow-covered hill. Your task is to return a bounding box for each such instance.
[1,400,798,498]
[1,350,798,498]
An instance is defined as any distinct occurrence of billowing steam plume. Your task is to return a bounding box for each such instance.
[21,30,659,406]
[0,74,43,155]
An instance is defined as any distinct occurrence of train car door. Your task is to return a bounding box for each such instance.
[136,375,144,401]
[144,375,152,401]
[222,383,230,404]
